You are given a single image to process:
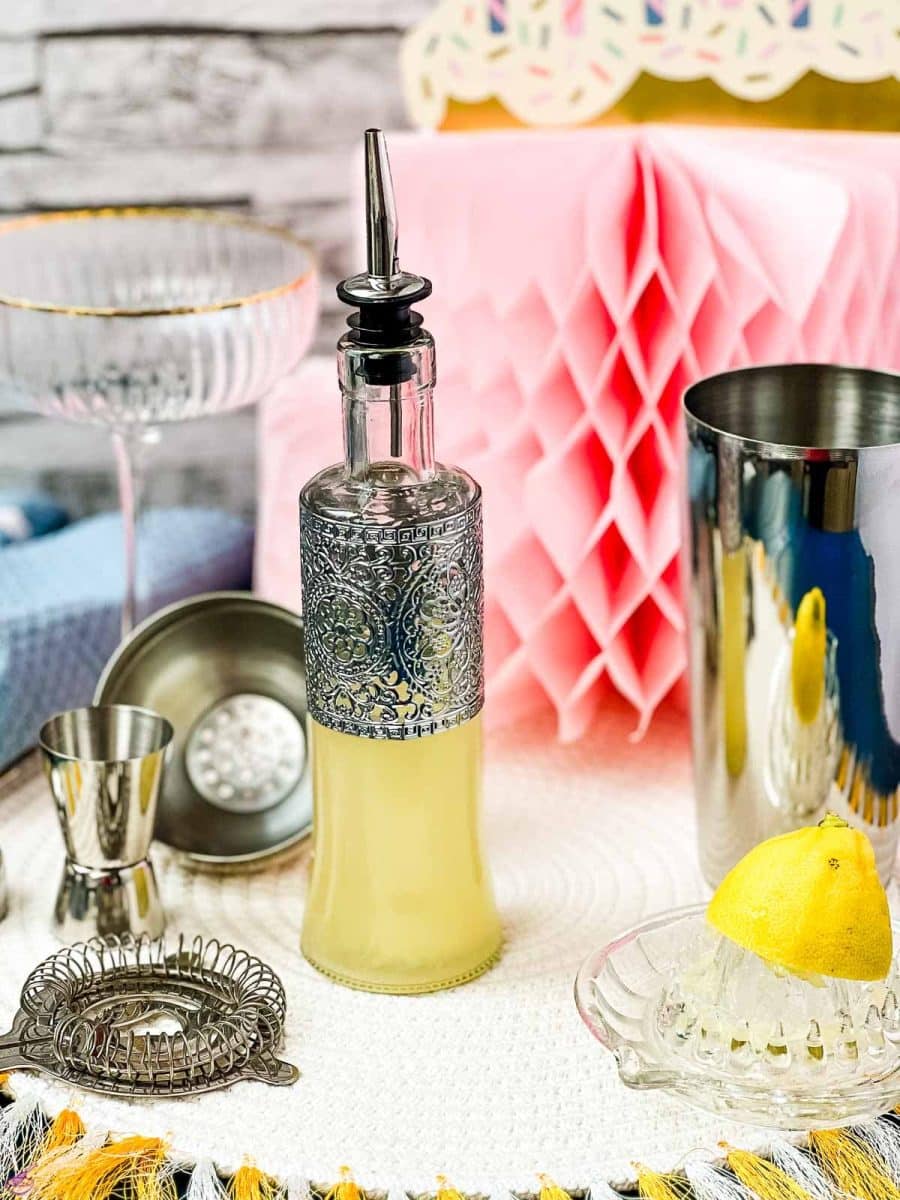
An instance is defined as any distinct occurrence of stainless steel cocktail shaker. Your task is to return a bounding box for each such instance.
[684,364,900,885]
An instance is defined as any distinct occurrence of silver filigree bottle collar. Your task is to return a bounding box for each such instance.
[300,501,484,739]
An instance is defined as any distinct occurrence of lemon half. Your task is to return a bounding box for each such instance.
[707,813,893,982]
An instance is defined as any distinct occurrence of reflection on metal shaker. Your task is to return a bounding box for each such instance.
[684,365,900,886]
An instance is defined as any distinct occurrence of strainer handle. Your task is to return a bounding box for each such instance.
[249,1055,299,1087]
[0,1027,43,1072]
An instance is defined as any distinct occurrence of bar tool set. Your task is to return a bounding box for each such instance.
[1,127,900,1148]
[9,591,312,1102]
[26,693,299,1101]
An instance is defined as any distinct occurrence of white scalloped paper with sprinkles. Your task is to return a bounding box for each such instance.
[400,0,900,128]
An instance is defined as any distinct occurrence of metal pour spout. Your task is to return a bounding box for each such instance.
[336,127,432,403]
[364,128,400,283]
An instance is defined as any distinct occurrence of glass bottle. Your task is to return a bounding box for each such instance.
[298,130,502,994]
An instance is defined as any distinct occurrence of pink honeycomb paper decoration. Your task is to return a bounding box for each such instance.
[255,127,900,741]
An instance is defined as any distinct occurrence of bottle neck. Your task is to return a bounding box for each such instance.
[338,332,436,483]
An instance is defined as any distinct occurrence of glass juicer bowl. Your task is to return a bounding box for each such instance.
[575,903,900,1129]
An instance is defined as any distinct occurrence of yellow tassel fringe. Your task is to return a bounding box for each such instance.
[435,1175,466,1200]
[42,1109,85,1156]
[811,1129,900,1200]
[229,1162,279,1200]
[636,1164,691,1200]
[8,1097,900,1200]
[7,1109,90,1197]
[537,1176,571,1200]
[24,1134,174,1200]
[323,1166,364,1200]
[725,1147,814,1200]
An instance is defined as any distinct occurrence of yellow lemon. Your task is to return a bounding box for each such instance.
[721,547,748,778]
[707,812,893,981]
[791,586,827,724]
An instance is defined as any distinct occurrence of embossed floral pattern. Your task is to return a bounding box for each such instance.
[318,595,379,672]
[300,504,484,739]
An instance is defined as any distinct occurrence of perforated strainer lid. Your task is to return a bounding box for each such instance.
[95,592,312,872]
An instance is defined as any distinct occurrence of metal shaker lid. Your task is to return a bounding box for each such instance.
[95,591,311,873]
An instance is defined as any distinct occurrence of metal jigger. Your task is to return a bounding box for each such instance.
[39,705,172,941]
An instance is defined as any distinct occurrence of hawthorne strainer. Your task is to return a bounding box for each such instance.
[0,934,298,1097]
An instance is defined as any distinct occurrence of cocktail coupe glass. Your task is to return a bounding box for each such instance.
[0,208,317,633]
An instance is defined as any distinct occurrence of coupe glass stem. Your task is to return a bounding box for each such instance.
[112,428,154,637]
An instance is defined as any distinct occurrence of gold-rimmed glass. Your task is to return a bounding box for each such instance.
[0,207,318,632]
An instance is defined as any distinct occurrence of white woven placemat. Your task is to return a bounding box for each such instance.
[0,701,767,1193]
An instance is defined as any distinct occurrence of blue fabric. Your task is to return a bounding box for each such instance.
[0,490,69,546]
[0,508,254,770]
